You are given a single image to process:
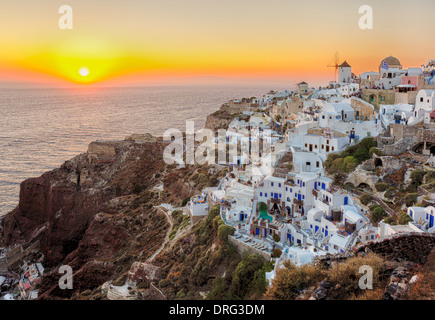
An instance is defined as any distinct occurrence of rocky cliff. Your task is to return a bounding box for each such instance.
[0,134,232,299]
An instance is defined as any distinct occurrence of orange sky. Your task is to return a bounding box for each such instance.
[1,0,435,87]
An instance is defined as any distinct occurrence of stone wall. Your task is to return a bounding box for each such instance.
[350,97,376,120]
[353,233,435,264]
[315,233,435,269]
[228,236,271,260]
[87,142,117,164]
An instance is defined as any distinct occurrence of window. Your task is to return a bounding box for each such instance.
[265,193,267,197]
[279,183,281,188]
[260,192,263,197]
[316,161,320,167]
[332,147,335,151]
[421,97,424,102]
[271,182,274,187]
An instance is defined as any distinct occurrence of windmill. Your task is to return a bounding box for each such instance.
[327,52,340,82]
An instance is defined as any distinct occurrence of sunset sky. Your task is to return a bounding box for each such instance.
[1,0,435,87]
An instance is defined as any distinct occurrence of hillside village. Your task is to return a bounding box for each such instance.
[2,56,435,301]
[186,56,435,283]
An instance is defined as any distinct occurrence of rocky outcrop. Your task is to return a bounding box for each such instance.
[204,105,237,133]
[1,138,206,299]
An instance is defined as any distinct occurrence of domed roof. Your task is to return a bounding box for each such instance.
[381,56,401,67]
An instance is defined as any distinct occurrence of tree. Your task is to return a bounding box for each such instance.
[397,212,413,225]
[258,202,267,212]
[342,156,359,172]
[410,170,426,186]
[271,249,282,258]
[404,193,418,207]
[218,225,235,243]
[384,217,396,225]
[375,183,388,192]
[370,206,386,224]
[360,194,373,206]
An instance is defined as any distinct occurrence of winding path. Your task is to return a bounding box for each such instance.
[147,206,173,262]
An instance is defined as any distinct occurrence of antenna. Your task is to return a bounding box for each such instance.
[327,52,340,82]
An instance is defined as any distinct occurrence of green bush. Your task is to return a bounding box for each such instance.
[375,183,388,192]
[271,249,282,258]
[273,234,280,242]
[404,193,418,207]
[258,202,267,212]
[218,225,235,243]
[181,197,191,206]
[360,194,373,206]
[410,170,426,186]
[397,212,413,225]
[383,217,396,225]
[342,156,359,172]
[369,147,382,157]
[370,206,386,224]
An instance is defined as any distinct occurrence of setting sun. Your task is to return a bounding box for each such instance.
[79,67,89,77]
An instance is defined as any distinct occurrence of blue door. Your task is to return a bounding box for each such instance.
[264,229,267,237]
[256,228,260,236]
[240,214,244,221]
[274,193,279,199]
[325,230,329,237]
[298,194,302,201]
[430,215,434,229]
[315,226,319,233]
[344,197,348,205]
[322,183,326,190]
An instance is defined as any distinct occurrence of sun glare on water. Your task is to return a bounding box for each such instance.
[79,67,90,77]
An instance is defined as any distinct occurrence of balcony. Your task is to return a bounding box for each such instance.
[271,198,281,204]
[293,199,304,206]
[312,189,318,197]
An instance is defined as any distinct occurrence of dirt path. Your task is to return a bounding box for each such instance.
[147,206,173,262]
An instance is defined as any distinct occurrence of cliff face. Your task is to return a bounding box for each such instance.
[1,135,230,299]
[204,105,238,133]
[0,139,195,299]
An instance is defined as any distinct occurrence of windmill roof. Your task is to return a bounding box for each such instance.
[339,61,351,68]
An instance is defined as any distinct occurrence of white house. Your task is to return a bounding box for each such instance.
[407,206,435,232]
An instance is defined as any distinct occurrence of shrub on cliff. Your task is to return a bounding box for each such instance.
[370,206,386,224]
[397,212,413,225]
[229,254,272,299]
[218,225,235,244]
[360,194,373,206]
[264,261,324,300]
[404,193,418,207]
[383,216,396,225]
[327,253,387,297]
[324,137,377,174]
[410,169,426,186]
[369,147,382,157]
[375,182,388,192]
